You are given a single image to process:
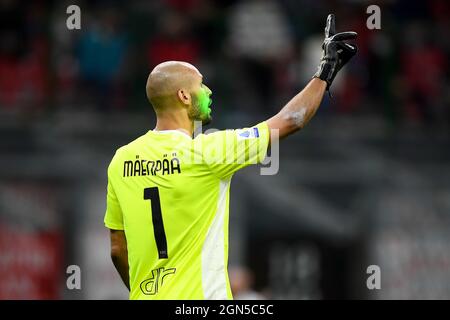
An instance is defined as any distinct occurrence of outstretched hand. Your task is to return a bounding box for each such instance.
[314,14,358,91]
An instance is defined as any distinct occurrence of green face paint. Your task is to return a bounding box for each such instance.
[192,85,212,124]
[197,88,212,118]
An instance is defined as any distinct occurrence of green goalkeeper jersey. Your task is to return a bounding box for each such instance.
[104,121,269,300]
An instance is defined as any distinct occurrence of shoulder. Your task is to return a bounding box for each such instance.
[108,133,149,170]
[195,122,268,142]
[195,128,234,140]
[116,133,149,156]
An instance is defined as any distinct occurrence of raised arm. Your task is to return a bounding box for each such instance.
[267,78,326,139]
[267,14,357,140]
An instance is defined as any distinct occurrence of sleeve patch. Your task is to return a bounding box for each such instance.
[237,127,259,140]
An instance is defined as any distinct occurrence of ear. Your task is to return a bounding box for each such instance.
[177,89,191,106]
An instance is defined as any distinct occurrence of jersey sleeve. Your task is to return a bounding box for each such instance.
[104,154,124,230]
[198,121,270,179]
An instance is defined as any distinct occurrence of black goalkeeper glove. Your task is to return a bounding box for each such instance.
[313,14,358,91]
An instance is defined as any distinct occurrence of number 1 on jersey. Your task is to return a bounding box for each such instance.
[144,187,168,259]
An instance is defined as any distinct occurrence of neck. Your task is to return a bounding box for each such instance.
[154,110,194,137]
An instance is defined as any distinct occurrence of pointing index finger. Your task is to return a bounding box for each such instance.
[325,14,336,38]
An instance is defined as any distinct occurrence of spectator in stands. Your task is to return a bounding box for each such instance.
[76,7,128,111]
[146,10,201,68]
[399,22,447,124]
[226,0,294,114]
[0,0,48,112]
[229,265,267,300]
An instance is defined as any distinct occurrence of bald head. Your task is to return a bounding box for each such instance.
[146,61,202,111]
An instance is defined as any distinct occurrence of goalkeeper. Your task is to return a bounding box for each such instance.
[104,14,357,299]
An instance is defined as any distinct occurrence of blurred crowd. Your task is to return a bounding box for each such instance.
[1,0,449,300]
[0,0,449,127]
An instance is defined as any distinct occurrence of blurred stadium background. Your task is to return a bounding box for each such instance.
[0,0,449,299]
